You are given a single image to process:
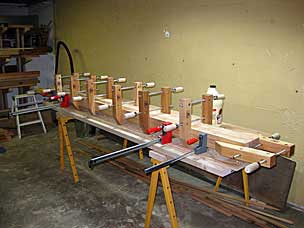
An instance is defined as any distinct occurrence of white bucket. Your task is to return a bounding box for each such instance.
[206,85,224,126]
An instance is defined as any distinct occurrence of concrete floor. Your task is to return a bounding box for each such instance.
[0,123,303,228]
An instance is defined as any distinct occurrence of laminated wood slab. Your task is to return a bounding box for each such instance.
[55,106,246,177]
[88,98,260,149]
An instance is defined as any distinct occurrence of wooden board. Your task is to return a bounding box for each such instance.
[259,136,295,157]
[215,141,276,168]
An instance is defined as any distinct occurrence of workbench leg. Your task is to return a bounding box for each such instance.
[58,118,79,183]
[123,138,128,149]
[242,169,250,206]
[58,120,64,171]
[139,148,144,160]
[144,159,178,228]
[213,176,222,192]
[123,138,143,160]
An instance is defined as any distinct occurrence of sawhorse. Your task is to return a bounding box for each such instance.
[57,116,79,183]
[144,158,178,228]
[144,158,251,228]
[213,169,250,206]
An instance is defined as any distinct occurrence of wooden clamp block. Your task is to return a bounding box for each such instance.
[112,84,123,124]
[71,73,80,109]
[55,74,62,93]
[139,90,150,132]
[161,87,171,114]
[106,77,114,99]
[86,77,96,115]
[134,81,143,106]
[202,94,213,124]
[179,98,192,143]
[258,136,295,157]
[215,141,276,168]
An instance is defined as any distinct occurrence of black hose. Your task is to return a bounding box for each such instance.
[55,41,74,74]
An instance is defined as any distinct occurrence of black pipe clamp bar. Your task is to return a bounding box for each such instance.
[88,138,160,169]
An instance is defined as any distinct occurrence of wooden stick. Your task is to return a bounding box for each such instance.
[71,73,80,109]
[202,94,213,124]
[55,74,62,93]
[112,85,123,124]
[179,98,192,144]
[139,90,150,132]
[134,81,143,106]
[106,77,114,99]
[86,78,96,115]
[161,87,171,114]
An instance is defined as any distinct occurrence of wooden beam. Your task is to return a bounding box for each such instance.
[86,78,96,115]
[71,73,80,109]
[106,77,114,99]
[134,81,143,106]
[259,136,295,157]
[55,74,62,93]
[139,90,150,132]
[179,98,192,144]
[0,71,40,80]
[112,85,123,124]
[202,94,213,125]
[215,141,276,168]
[161,87,171,114]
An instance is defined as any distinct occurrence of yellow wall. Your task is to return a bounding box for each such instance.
[55,0,304,205]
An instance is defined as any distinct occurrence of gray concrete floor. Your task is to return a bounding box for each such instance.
[0,123,303,228]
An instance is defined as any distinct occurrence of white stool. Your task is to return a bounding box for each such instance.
[11,94,47,139]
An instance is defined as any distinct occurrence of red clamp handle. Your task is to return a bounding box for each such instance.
[50,95,60,101]
[186,138,198,145]
[146,126,162,134]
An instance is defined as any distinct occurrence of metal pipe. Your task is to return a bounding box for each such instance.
[93,80,108,85]
[149,91,162,96]
[88,138,160,168]
[121,86,135,91]
[95,93,106,97]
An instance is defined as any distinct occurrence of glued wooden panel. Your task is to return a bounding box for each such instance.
[215,141,276,168]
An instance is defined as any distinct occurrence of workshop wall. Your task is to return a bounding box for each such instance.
[55,0,304,206]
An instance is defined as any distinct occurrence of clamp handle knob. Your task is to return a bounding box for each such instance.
[186,138,198,145]
[146,126,162,134]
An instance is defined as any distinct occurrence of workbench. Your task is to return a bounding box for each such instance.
[56,106,247,177]
[55,105,255,228]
